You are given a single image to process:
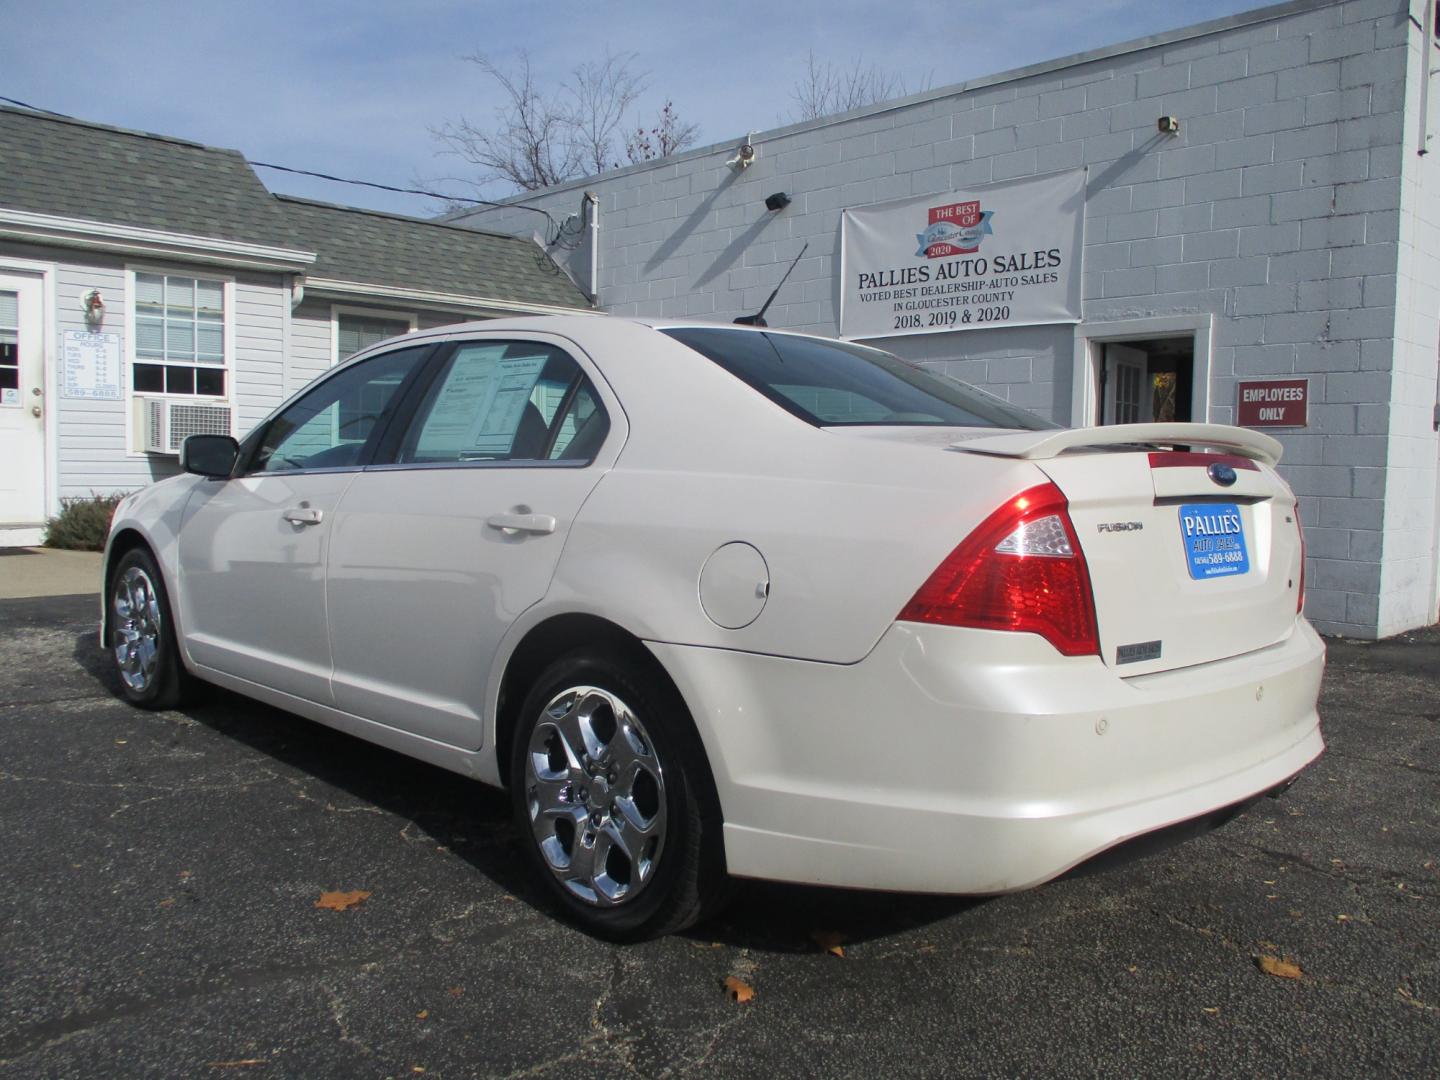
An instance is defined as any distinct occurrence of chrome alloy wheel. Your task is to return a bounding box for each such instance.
[112,565,163,694]
[524,685,667,907]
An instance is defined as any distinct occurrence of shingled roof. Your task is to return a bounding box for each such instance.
[0,105,297,249]
[277,195,590,310]
[0,105,591,310]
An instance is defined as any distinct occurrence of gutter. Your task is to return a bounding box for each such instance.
[300,276,596,318]
[0,208,315,272]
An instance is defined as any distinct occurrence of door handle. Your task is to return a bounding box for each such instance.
[283,507,324,526]
[485,511,556,536]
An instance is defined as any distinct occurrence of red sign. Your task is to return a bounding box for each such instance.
[1237,378,1308,428]
[930,201,982,227]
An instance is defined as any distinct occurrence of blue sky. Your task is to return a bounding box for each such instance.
[2,0,1262,217]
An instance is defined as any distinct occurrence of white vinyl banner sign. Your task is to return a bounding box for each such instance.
[840,169,1085,340]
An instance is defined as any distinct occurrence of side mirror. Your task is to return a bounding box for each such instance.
[181,434,240,479]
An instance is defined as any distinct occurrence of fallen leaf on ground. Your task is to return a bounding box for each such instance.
[1336,914,1350,922]
[810,930,846,958]
[315,889,371,912]
[1202,1007,1219,1015]
[1256,955,1302,980]
[1396,987,1428,1010]
[158,897,175,908]
[723,976,755,1003]
[416,1010,429,1021]
[447,986,463,998]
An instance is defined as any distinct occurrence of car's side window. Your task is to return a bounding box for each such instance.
[397,341,609,465]
[548,382,609,461]
[250,346,426,473]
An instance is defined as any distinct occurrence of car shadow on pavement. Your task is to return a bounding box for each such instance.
[73,626,986,948]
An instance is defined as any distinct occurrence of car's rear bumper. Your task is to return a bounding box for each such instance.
[647,619,1325,894]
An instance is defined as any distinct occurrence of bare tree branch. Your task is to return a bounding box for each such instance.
[624,100,700,164]
[787,51,930,122]
[565,50,647,177]
[432,50,698,194]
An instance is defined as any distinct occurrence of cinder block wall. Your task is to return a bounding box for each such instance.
[457,0,1436,637]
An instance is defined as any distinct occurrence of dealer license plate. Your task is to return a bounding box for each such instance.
[1179,503,1250,580]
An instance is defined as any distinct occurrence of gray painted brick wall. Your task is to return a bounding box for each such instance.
[456,0,1439,638]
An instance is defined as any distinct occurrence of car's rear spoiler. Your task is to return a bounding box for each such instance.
[950,423,1284,466]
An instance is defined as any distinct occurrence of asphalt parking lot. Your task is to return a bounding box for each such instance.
[0,590,1436,1078]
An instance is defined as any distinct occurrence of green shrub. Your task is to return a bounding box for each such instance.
[43,492,129,552]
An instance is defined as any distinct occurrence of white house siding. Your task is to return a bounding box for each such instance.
[231,273,289,436]
[51,252,144,497]
[458,0,1440,638]
[288,298,334,395]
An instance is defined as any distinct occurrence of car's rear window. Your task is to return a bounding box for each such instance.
[660,327,1056,430]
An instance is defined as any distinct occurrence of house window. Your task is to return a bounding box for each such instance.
[133,273,227,396]
[0,290,19,402]
[336,313,412,362]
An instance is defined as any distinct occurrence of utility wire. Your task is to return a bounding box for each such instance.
[248,160,560,233]
[0,94,72,116]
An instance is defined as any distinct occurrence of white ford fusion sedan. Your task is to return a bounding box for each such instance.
[103,316,1324,939]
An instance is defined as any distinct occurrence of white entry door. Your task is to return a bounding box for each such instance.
[0,273,46,533]
[1103,343,1152,425]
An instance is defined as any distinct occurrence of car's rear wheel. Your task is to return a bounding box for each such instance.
[510,648,726,940]
[108,547,195,710]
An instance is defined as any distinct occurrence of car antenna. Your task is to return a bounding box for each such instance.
[734,243,809,327]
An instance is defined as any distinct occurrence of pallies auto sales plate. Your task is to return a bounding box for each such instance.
[1179,503,1250,580]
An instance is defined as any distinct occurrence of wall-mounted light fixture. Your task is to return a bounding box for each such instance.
[1157,115,1181,135]
[82,289,105,328]
[726,133,757,170]
[764,192,791,212]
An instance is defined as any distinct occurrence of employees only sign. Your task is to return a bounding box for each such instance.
[840,170,1085,340]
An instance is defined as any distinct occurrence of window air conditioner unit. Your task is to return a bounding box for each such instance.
[134,396,232,455]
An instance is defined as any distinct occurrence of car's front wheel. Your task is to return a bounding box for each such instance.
[510,648,726,940]
[108,547,195,710]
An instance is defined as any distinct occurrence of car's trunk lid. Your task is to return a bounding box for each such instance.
[953,424,1302,675]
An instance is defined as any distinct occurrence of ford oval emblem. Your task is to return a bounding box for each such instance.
[1208,462,1238,487]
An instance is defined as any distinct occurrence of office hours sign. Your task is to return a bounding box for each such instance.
[840,169,1084,340]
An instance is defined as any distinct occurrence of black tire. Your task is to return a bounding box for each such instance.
[107,547,197,710]
[509,647,728,940]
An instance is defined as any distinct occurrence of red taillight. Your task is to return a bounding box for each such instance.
[1295,502,1306,615]
[897,482,1100,656]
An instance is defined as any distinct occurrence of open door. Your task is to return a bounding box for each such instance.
[1103,343,1151,425]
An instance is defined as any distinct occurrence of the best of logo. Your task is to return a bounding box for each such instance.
[915,200,994,258]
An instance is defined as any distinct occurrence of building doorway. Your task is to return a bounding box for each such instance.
[1071,314,1212,429]
[0,270,47,542]
[1100,337,1194,424]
